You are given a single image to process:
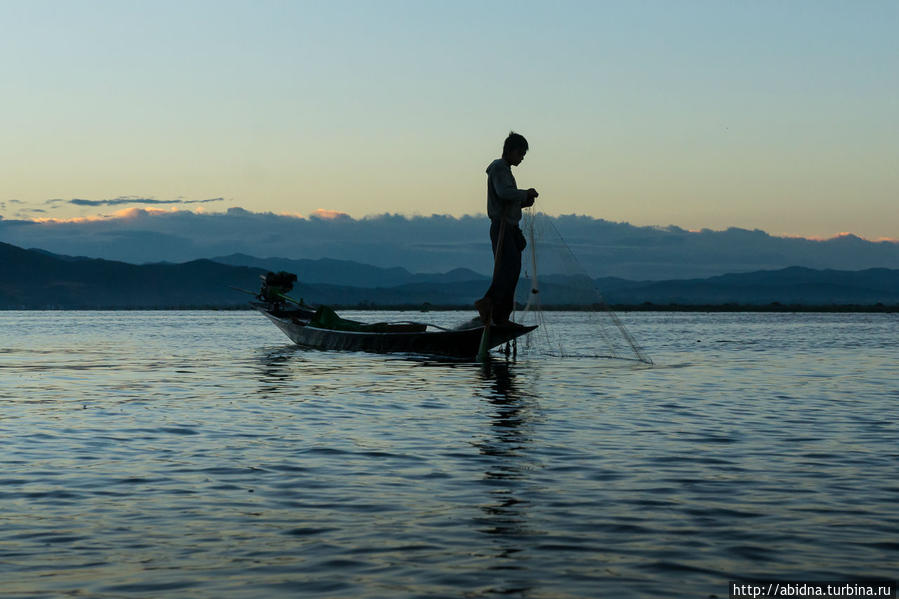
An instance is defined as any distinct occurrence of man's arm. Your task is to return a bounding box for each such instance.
[491,164,528,205]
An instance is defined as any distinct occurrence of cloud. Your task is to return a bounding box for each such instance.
[1,208,897,277]
[310,208,351,221]
[67,196,225,207]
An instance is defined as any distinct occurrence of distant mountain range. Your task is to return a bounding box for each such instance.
[211,253,484,288]
[2,242,898,309]
[3,211,898,280]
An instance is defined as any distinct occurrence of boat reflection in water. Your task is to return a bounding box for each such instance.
[472,359,543,596]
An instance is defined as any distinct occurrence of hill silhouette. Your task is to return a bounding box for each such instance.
[1,242,265,308]
[2,242,898,309]
[3,211,898,279]
[211,253,485,288]
[593,267,899,305]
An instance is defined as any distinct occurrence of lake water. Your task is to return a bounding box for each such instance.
[1,310,897,598]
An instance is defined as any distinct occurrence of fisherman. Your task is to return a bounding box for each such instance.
[475,131,538,325]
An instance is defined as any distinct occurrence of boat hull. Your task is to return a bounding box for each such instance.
[257,308,536,358]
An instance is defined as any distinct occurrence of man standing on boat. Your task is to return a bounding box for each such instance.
[475,131,538,325]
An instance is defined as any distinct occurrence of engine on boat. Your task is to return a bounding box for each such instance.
[258,271,298,304]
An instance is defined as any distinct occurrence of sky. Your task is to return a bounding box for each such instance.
[1,0,897,240]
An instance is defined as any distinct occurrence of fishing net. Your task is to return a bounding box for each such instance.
[512,210,653,364]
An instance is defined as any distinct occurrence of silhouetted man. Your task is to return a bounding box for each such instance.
[475,131,538,325]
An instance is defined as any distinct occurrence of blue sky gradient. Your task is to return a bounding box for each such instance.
[2,1,896,239]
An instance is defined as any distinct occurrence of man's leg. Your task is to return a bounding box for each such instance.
[475,221,503,323]
[492,224,521,323]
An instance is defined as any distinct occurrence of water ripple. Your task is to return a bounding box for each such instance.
[0,311,897,598]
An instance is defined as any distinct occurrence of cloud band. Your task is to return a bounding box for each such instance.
[67,197,225,207]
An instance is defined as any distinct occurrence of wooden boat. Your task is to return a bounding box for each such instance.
[244,271,536,358]
[252,301,536,358]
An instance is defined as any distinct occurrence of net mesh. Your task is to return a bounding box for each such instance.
[512,210,653,364]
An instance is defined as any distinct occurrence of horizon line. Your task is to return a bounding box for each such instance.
[1,206,897,244]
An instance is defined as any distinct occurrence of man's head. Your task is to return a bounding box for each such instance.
[502,131,529,166]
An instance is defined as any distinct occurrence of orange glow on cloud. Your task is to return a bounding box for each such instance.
[783,234,829,241]
[310,208,349,220]
[29,206,184,224]
[31,215,104,224]
[786,233,843,241]
[19,208,899,242]
[113,207,172,218]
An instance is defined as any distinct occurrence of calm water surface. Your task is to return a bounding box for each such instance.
[1,311,897,598]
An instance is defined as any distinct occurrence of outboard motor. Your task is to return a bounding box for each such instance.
[258,271,298,306]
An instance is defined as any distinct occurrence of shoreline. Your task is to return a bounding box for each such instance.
[3,303,898,313]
